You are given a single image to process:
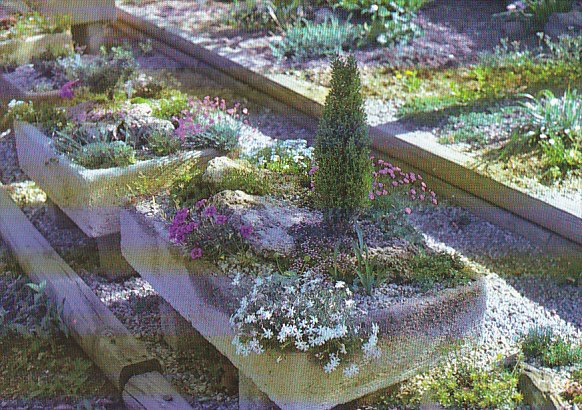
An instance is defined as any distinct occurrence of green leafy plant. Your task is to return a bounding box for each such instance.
[399,251,474,290]
[313,55,372,223]
[227,0,316,31]
[520,326,582,367]
[146,129,182,157]
[352,224,386,295]
[150,90,190,120]
[270,16,360,62]
[334,0,429,13]
[396,361,523,409]
[52,125,137,170]
[73,45,139,96]
[516,88,581,179]
[171,166,271,209]
[359,2,421,47]
[0,11,70,40]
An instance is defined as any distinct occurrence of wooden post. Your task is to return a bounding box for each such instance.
[96,233,136,280]
[0,186,160,391]
[239,373,277,410]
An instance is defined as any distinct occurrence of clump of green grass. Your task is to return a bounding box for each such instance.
[270,16,360,62]
[520,326,582,367]
[170,165,271,209]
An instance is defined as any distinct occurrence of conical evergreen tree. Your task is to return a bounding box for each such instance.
[313,55,372,224]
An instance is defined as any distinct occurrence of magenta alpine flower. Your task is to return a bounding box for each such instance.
[195,198,207,210]
[239,224,253,239]
[190,247,203,260]
[203,205,217,218]
[214,214,228,225]
[59,80,79,99]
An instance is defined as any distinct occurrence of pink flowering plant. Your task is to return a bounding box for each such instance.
[174,96,250,152]
[169,198,254,260]
[369,156,437,208]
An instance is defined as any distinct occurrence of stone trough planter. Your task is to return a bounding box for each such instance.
[0,31,73,66]
[15,121,218,238]
[120,204,487,410]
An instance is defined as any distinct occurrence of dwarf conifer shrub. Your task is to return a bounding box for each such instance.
[313,55,372,223]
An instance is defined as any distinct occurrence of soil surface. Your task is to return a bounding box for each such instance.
[118,0,522,71]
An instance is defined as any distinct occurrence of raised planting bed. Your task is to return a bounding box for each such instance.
[116,9,582,252]
[120,198,486,410]
[0,42,165,101]
[0,12,73,66]
[14,121,217,238]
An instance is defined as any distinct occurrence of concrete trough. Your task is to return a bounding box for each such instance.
[14,121,218,238]
[120,204,487,410]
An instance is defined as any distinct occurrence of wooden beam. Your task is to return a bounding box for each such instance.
[123,372,194,410]
[0,185,160,391]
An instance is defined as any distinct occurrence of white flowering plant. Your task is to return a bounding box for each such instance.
[230,271,381,377]
[247,139,313,175]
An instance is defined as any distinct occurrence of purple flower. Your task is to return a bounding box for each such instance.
[239,224,253,239]
[203,205,217,218]
[59,80,79,99]
[190,247,203,260]
[214,214,228,225]
[195,199,207,210]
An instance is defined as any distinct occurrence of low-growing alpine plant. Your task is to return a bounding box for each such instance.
[169,199,254,260]
[174,96,249,152]
[230,271,381,376]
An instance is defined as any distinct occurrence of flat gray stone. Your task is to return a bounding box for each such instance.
[213,190,323,256]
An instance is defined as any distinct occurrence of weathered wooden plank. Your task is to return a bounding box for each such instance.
[115,9,582,248]
[0,186,161,391]
[123,372,194,410]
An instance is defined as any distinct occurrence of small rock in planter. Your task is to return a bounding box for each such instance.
[545,10,582,37]
[518,363,567,410]
[202,156,252,183]
[213,190,322,257]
